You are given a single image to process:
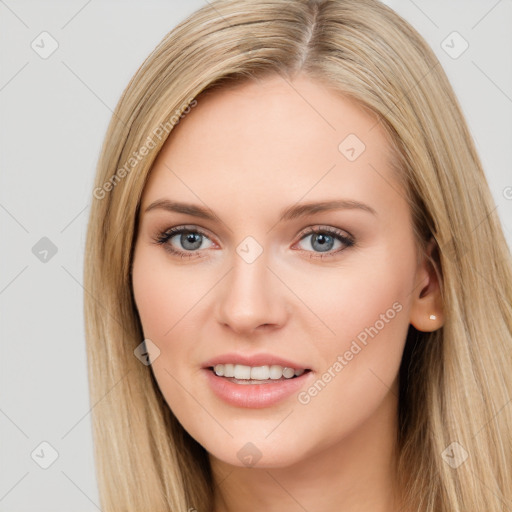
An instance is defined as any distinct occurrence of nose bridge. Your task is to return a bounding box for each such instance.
[216,244,287,333]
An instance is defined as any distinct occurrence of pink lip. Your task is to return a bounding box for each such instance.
[202,367,314,408]
[202,352,311,370]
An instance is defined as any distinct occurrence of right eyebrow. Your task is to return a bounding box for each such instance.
[144,199,217,220]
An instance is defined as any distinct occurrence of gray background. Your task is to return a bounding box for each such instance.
[1,1,511,510]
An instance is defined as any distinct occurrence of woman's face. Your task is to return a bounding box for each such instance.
[132,74,434,468]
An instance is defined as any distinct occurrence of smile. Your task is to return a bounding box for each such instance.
[211,363,308,381]
[203,366,313,408]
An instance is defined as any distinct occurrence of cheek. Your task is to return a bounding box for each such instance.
[289,252,413,351]
[131,244,218,401]
[328,268,408,349]
[131,247,201,415]
[132,246,207,339]
[292,245,415,396]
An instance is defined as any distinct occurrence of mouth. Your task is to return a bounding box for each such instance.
[203,363,314,408]
[207,364,312,384]
[201,353,314,407]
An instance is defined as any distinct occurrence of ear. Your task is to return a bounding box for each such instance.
[409,237,444,332]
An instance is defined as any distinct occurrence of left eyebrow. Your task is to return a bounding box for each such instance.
[279,199,377,221]
[142,198,377,222]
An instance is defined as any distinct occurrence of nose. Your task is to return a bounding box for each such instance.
[215,251,289,335]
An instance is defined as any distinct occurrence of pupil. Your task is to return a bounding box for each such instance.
[313,233,333,252]
[181,232,202,250]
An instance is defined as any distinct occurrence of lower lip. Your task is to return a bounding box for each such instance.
[202,368,313,408]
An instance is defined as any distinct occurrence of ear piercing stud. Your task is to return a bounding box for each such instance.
[429,314,437,320]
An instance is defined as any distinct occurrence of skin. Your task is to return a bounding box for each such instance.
[131,73,444,512]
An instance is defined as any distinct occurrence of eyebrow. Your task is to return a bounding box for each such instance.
[144,198,377,221]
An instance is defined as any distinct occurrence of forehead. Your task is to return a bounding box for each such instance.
[141,74,401,217]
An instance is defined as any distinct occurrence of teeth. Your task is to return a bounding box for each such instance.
[224,363,234,378]
[251,366,269,379]
[269,365,282,379]
[282,367,295,378]
[213,363,306,380]
[234,365,251,379]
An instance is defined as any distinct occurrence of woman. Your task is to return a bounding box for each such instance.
[84,0,512,510]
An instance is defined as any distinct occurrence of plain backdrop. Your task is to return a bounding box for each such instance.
[1,1,511,510]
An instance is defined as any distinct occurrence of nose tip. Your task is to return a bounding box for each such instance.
[215,259,288,335]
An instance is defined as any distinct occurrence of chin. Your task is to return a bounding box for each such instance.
[202,434,310,470]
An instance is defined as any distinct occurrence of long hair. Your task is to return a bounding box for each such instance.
[83,1,512,510]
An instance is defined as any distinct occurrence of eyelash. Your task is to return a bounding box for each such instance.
[152,225,355,260]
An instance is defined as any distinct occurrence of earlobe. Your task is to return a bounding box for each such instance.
[409,238,444,332]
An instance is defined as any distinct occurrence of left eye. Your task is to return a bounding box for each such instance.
[296,228,353,254]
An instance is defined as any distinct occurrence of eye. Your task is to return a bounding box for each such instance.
[152,226,214,259]
[294,226,354,258]
[152,225,354,260]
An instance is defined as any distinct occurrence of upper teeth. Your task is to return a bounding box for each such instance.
[213,364,305,380]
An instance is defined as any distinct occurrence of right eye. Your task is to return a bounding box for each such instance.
[153,226,215,259]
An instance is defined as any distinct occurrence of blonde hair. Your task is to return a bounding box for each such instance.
[83,0,512,510]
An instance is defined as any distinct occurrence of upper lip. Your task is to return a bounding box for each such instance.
[202,353,311,370]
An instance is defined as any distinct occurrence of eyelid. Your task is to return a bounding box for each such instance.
[155,224,215,243]
[295,224,354,241]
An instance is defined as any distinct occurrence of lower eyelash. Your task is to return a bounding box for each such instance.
[163,245,197,258]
